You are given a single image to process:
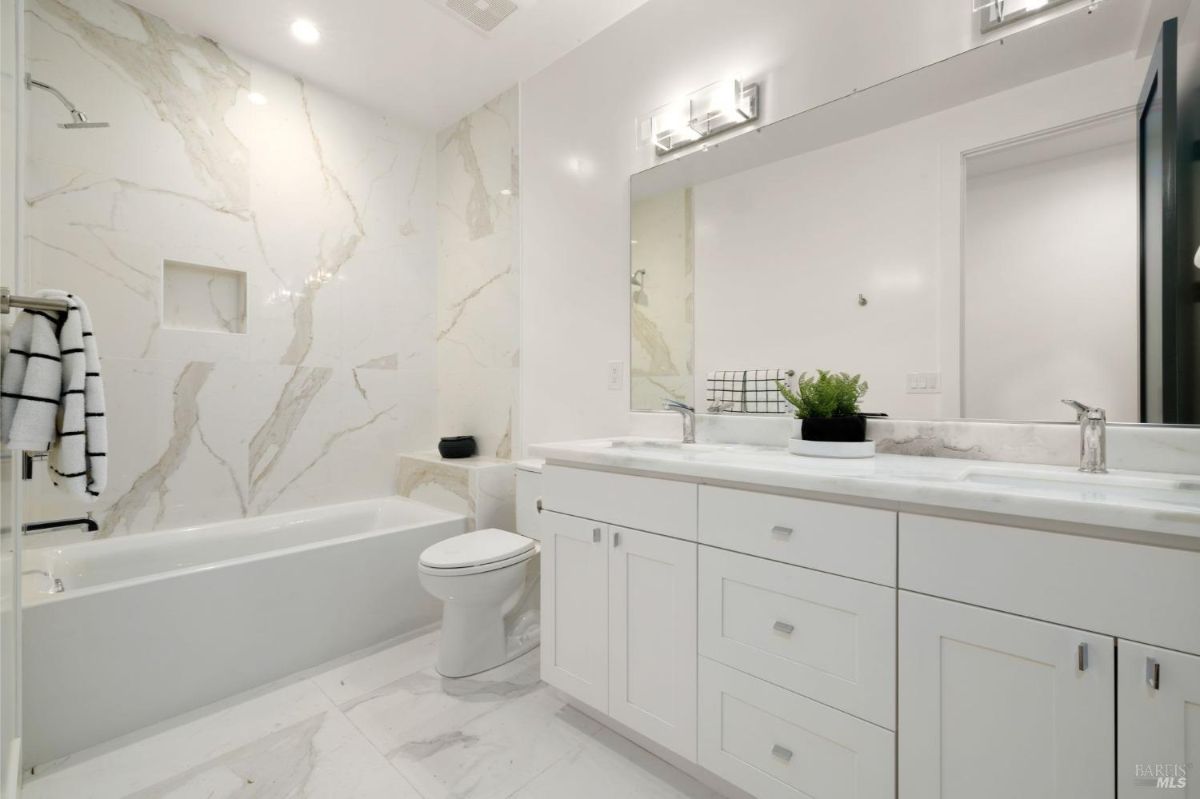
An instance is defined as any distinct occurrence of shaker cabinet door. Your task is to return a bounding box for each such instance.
[1118,640,1200,797]
[899,591,1114,799]
[540,511,608,711]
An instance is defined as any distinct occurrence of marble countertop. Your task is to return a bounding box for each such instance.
[530,438,1200,544]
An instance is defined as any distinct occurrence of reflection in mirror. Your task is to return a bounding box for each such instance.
[629,0,1200,424]
[631,189,694,409]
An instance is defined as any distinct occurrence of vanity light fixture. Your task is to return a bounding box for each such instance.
[290,18,321,45]
[975,0,1078,33]
[648,79,760,155]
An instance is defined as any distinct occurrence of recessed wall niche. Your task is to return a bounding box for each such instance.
[161,260,247,334]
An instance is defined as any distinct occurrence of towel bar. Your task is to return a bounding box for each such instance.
[0,287,71,315]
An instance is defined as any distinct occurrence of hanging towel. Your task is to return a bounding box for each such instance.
[1,290,107,498]
[705,368,793,414]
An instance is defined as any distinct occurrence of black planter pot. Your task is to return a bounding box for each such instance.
[438,436,477,459]
[801,415,867,443]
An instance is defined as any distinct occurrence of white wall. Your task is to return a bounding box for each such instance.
[963,140,1139,422]
[519,0,1103,451]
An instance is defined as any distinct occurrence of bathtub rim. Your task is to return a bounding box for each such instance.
[23,496,467,605]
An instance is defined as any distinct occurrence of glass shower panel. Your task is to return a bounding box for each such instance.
[0,0,23,793]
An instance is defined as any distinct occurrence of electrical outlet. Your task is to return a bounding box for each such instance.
[607,361,624,391]
[907,372,941,394]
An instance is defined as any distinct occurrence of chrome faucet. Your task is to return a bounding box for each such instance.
[663,399,696,444]
[1062,399,1107,474]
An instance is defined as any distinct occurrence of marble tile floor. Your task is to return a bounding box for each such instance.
[23,630,725,799]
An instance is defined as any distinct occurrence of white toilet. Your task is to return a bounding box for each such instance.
[418,460,543,678]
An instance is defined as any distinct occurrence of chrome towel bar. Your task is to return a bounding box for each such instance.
[0,287,71,315]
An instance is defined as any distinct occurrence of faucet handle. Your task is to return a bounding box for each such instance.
[663,399,694,412]
[1061,399,1105,421]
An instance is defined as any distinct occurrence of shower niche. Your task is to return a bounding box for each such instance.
[161,260,247,335]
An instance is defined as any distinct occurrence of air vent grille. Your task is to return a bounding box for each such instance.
[444,0,518,33]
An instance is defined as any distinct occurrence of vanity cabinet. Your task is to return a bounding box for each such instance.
[539,507,699,760]
[898,591,1115,799]
[1117,641,1200,797]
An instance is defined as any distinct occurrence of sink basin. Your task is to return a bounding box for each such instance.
[959,467,1200,510]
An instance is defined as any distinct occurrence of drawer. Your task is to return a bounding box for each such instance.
[699,547,895,729]
[699,486,895,584]
[900,513,1200,656]
[542,465,697,540]
[699,658,894,799]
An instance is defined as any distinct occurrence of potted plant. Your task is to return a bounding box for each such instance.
[777,370,869,443]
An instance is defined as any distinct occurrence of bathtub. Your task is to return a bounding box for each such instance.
[21,497,466,768]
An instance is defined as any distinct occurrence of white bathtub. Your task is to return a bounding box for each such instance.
[21,497,466,767]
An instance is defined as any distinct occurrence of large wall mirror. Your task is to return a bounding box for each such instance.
[630,0,1200,426]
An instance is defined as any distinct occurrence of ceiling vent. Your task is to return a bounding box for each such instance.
[439,0,519,34]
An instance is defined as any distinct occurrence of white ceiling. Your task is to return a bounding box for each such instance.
[126,0,652,130]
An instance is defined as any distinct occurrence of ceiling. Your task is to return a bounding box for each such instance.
[127,0,652,130]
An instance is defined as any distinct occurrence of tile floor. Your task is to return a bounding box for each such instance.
[23,632,725,799]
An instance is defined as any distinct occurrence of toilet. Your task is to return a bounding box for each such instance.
[418,459,544,678]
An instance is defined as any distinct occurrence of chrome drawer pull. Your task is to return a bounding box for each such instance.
[1147,658,1161,690]
[593,527,602,543]
[613,531,621,548]
[771,744,793,762]
[773,621,795,635]
[770,525,794,537]
[1077,643,1088,672]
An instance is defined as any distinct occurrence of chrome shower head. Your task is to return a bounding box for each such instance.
[26,74,109,130]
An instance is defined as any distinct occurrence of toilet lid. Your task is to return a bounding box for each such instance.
[419,529,536,570]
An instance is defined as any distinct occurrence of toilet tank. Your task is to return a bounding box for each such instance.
[515,459,544,542]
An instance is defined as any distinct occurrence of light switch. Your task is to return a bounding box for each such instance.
[907,372,941,394]
[608,361,624,391]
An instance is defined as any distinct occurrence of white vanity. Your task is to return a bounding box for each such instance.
[531,438,1200,799]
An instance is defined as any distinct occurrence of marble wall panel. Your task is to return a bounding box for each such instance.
[23,0,438,536]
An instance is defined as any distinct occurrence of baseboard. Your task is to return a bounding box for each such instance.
[565,699,754,799]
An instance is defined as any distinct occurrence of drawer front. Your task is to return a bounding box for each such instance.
[543,465,697,541]
[699,548,895,729]
[900,513,1200,656]
[699,658,895,799]
[700,486,896,584]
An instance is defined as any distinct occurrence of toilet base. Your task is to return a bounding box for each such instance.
[436,605,541,678]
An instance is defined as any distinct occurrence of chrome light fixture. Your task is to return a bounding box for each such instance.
[648,79,759,155]
[976,0,1080,33]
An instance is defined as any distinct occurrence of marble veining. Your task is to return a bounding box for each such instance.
[22,633,721,799]
[436,87,519,460]
[24,0,439,536]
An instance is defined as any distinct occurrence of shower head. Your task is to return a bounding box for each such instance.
[25,74,109,130]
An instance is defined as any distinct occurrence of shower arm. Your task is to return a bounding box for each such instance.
[25,73,87,123]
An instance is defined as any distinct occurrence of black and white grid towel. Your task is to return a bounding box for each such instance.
[1,290,107,498]
[706,369,791,414]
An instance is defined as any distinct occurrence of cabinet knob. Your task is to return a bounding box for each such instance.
[1147,658,1161,690]
[773,620,795,635]
[771,744,794,762]
[1076,643,1088,672]
[592,527,602,543]
[771,525,794,538]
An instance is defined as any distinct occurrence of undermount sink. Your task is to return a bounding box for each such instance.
[959,467,1200,509]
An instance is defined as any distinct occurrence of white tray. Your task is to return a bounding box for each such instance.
[788,438,876,459]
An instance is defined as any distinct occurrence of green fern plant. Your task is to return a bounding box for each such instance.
[776,370,868,419]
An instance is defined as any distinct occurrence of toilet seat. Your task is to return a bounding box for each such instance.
[419,529,537,576]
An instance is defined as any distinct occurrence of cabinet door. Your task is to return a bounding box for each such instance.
[540,511,608,711]
[1118,640,1200,796]
[609,526,698,760]
[899,592,1114,799]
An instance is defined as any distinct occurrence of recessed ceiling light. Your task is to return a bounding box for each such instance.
[290,18,321,45]
[247,91,268,106]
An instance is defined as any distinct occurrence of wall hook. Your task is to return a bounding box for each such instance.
[857,294,868,307]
